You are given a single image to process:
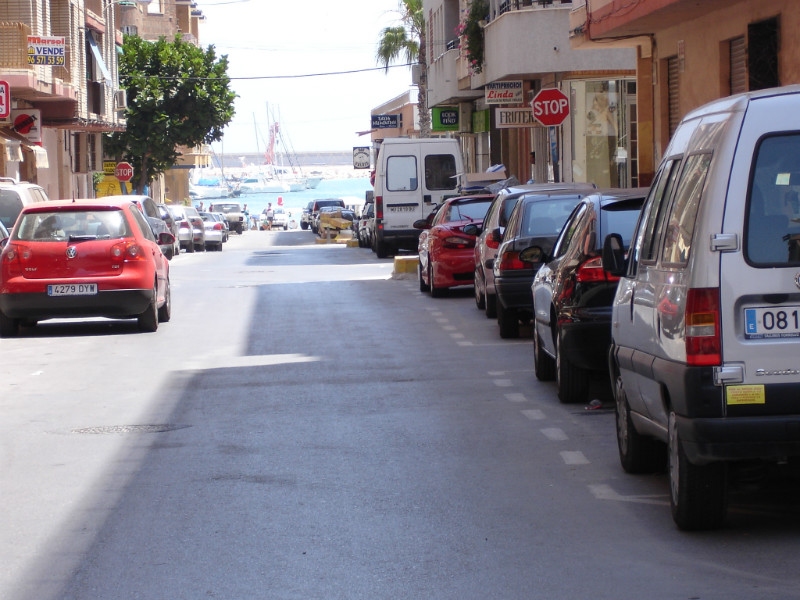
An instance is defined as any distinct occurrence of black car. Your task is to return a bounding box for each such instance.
[526,188,648,403]
[491,190,588,339]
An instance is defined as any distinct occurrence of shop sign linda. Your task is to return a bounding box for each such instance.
[485,81,523,105]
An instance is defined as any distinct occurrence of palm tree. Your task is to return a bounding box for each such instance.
[376,0,431,137]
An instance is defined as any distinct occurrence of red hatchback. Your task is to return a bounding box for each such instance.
[414,194,493,297]
[0,198,174,336]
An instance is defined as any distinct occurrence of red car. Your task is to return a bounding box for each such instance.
[0,198,174,336]
[414,194,493,297]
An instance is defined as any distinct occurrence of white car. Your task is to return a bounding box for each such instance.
[271,207,289,230]
[199,211,224,251]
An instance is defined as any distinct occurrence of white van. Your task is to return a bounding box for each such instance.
[372,138,463,258]
[602,85,800,530]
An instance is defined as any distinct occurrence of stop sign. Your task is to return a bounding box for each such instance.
[531,88,570,126]
[115,161,134,182]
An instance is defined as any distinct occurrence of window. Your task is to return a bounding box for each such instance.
[632,158,682,270]
[424,154,458,190]
[386,155,418,192]
[551,203,587,259]
[662,153,712,267]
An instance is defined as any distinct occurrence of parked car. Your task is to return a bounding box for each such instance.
[314,206,356,237]
[271,207,289,230]
[300,201,314,230]
[0,220,8,243]
[208,201,245,234]
[492,190,589,338]
[0,177,50,231]
[109,195,175,260]
[601,87,800,531]
[308,199,346,234]
[199,211,225,251]
[527,188,647,403]
[0,198,173,336]
[209,212,229,242]
[415,194,494,297]
[357,202,374,248]
[473,182,597,319]
[168,205,205,253]
[157,202,181,258]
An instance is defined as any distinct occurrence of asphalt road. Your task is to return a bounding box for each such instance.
[2,229,800,599]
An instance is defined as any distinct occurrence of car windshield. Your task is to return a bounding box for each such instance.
[213,204,240,213]
[15,209,130,241]
[522,197,582,236]
[445,199,492,223]
[0,190,23,229]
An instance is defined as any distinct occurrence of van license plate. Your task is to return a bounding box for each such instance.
[47,283,98,296]
[744,306,800,339]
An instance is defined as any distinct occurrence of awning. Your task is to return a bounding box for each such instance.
[0,128,26,162]
[87,31,113,84]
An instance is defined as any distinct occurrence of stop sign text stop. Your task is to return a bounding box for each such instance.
[115,161,134,182]
[531,88,570,127]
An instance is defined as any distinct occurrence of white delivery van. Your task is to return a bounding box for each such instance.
[602,85,800,531]
[372,138,463,258]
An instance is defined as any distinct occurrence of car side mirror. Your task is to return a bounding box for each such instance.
[158,232,176,245]
[463,223,481,236]
[601,233,626,276]
[519,245,545,264]
[413,219,429,230]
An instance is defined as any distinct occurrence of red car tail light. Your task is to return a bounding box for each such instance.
[486,237,500,250]
[441,234,474,250]
[213,223,224,231]
[496,250,526,272]
[2,243,31,277]
[685,287,721,366]
[575,256,619,283]
[111,240,147,262]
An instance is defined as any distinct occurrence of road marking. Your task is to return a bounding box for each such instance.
[436,318,449,324]
[450,333,465,339]
[457,341,474,347]
[505,392,527,403]
[560,450,589,465]
[588,484,669,506]
[183,353,320,370]
[442,325,457,331]
[488,370,506,376]
[493,379,513,387]
[541,427,568,441]
[522,409,546,420]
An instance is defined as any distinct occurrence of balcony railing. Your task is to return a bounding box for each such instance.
[0,21,31,69]
[496,0,570,18]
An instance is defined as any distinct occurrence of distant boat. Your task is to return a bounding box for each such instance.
[189,175,230,200]
[238,174,290,194]
[305,175,323,189]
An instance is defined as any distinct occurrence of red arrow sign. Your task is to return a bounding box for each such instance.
[531,88,570,127]
[115,161,134,182]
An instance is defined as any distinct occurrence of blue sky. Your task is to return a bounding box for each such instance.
[198,0,414,155]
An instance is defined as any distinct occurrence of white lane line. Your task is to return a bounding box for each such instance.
[488,370,506,376]
[505,392,527,403]
[450,333,465,339]
[493,379,513,387]
[560,451,589,465]
[457,341,474,346]
[541,428,568,441]
[522,409,546,420]
[589,484,669,506]
[436,318,449,324]
[442,325,457,331]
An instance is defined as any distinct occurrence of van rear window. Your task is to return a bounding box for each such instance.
[424,154,458,191]
[746,134,800,266]
[386,155,418,192]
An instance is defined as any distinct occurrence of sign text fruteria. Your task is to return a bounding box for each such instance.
[27,36,66,66]
[495,107,540,129]
[371,114,400,129]
[485,81,523,105]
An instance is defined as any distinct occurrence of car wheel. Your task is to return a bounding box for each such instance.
[429,263,445,298]
[157,277,172,323]
[186,240,195,253]
[615,374,665,473]
[474,269,486,310]
[555,331,589,403]
[0,310,20,338]
[196,242,205,252]
[485,292,497,319]
[376,240,389,259]
[533,328,556,381]
[497,302,519,339]
[283,225,288,231]
[419,261,430,292]
[669,411,727,530]
[138,285,159,333]
[300,221,309,230]
[217,242,223,252]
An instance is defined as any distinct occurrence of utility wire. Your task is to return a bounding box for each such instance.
[150,63,413,81]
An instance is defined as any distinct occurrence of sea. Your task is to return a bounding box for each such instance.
[195,176,373,223]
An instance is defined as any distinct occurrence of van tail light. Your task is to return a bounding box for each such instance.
[496,250,526,272]
[575,256,620,283]
[685,287,721,366]
[375,195,384,220]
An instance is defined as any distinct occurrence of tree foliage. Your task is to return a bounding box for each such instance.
[376,0,430,137]
[105,35,236,193]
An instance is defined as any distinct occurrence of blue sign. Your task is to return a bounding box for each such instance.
[371,114,400,129]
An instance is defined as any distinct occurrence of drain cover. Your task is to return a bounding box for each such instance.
[72,424,189,435]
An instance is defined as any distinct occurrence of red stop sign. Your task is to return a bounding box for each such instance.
[531,88,570,126]
[115,161,134,182]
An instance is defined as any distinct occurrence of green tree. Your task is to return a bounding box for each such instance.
[105,35,236,193]
[376,0,430,137]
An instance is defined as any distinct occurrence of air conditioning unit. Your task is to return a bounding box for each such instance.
[114,89,128,112]
[121,25,138,36]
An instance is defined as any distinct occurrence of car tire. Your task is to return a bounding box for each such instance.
[186,240,195,253]
[533,328,556,381]
[615,374,666,473]
[138,285,159,333]
[497,302,519,339]
[283,225,288,231]
[0,310,20,338]
[555,331,589,403]
[429,263,445,298]
[376,240,389,259]
[419,261,430,292]
[669,411,728,530]
[300,221,309,230]
[157,278,172,323]
[485,292,497,319]
[474,270,486,310]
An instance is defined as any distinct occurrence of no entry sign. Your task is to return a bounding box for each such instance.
[531,88,570,127]
[115,161,134,182]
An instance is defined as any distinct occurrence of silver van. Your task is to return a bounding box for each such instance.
[603,85,800,530]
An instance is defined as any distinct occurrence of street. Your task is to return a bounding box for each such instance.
[2,230,800,600]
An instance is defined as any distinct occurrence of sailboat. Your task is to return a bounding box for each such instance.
[266,104,323,191]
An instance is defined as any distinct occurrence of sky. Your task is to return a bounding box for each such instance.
[197,0,415,157]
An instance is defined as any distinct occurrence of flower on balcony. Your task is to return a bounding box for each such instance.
[460,0,488,75]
